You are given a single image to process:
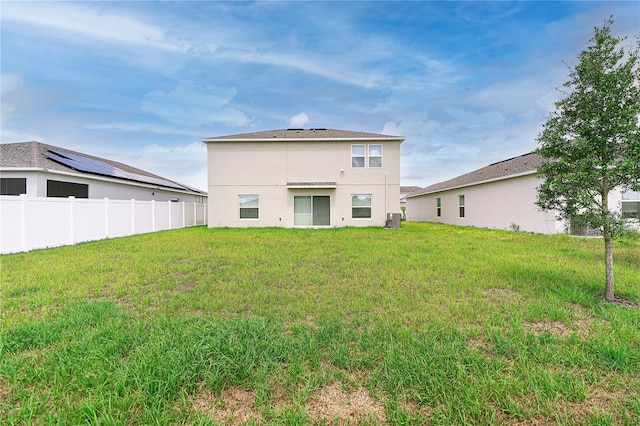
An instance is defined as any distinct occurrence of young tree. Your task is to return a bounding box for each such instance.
[536,17,640,302]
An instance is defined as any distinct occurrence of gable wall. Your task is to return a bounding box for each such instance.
[206,140,401,227]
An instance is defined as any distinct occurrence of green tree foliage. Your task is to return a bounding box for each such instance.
[536,17,640,302]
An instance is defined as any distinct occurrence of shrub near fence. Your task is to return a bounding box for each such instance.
[0,195,207,254]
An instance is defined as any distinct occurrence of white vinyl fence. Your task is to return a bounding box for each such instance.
[1,195,207,254]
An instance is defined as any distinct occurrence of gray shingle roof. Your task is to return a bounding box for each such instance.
[409,152,544,197]
[203,128,404,141]
[0,141,204,193]
[400,186,423,194]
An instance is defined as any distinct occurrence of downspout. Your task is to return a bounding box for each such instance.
[385,172,389,216]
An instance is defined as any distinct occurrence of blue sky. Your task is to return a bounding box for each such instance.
[2,1,639,191]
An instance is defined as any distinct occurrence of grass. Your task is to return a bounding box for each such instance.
[1,222,639,424]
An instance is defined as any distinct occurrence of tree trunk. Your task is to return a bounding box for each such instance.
[604,232,614,302]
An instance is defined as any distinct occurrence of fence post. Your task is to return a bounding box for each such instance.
[182,201,186,228]
[69,196,75,244]
[20,194,28,251]
[151,200,156,232]
[131,199,136,235]
[104,198,109,238]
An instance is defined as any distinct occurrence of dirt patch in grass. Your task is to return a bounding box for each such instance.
[304,381,385,424]
[523,320,570,337]
[494,409,556,426]
[483,288,523,304]
[559,373,633,424]
[192,387,262,424]
[610,295,639,307]
[467,336,494,361]
[524,315,595,339]
[561,388,623,424]
[0,378,9,403]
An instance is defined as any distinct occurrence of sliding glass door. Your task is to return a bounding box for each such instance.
[294,196,330,226]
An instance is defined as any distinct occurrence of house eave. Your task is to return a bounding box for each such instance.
[0,167,207,196]
[203,137,404,143]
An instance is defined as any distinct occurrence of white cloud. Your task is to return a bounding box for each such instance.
[1,103,17,125]
[92,141,208,192]
[288,112,309,128]
[141,80,250,128]
[1,2,189,52]
[445,107,505,129]
[383,113,441,138]
[85,122,205,137]
[0,128,45,143]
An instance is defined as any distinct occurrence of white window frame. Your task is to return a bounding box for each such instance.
[239,194,259,219]
[368,144,383,168]
[458,195,465,218]
[622,191,640,219]
[351,194,372,219]
[294,195,331,227]
[436,197,441,218]
[351,144,365,168]
[351,144,384,168]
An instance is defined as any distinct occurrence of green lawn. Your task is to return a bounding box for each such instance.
[1,222,639,425]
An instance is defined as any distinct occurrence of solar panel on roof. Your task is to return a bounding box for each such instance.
[45,149,195,192]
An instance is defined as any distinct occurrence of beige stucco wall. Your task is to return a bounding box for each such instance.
[406,173,564,234]
[206,140,401,227]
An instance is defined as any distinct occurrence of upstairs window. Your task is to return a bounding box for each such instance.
[352,144,383,168]
[368,145,382,167]
[459,195,465,218]
[239,194,259,219]
[351,145,365,168]
[1,178,26,195]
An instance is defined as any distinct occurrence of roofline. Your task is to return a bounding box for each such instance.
[407,170,539,198]
[0,167,207,196]
[202,136,404,143]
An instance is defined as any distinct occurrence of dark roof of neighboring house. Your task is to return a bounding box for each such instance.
[0,141,205,194]
[203,128,404,141]
[409,152,544,197]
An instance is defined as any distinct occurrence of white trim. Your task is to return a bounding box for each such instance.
[368,144,383,168]
[239,194,260,220]
[351,193,372,220]
[351,144,366,169]
[293,195,331,227]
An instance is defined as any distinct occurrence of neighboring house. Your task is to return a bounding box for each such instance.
[400,186,423,208]
[0,141,207,203]
[406,152,637,234]
[203,128,404,227]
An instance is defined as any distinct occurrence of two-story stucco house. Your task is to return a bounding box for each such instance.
[203,128,404,228]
